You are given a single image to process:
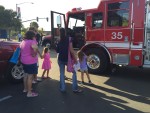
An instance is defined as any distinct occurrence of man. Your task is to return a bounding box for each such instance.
[17,33,22,42]
[36,33,41,46]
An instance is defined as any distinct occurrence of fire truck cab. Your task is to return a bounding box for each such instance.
[51,0,150,74]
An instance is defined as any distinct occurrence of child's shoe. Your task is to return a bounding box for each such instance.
[88,80,93,84]
[81,81,85,84]
[27,92,38,97]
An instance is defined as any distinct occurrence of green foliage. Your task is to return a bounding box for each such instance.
[0,5,22,30]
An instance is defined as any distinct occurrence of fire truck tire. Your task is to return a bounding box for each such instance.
[86,49,108,74]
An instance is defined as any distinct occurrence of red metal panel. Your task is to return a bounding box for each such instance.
[130,49,143,66]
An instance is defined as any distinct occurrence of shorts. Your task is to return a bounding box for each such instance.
[22,63,38,74]
[80,67,88,72]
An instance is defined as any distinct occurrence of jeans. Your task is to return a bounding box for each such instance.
[58,60,78,91]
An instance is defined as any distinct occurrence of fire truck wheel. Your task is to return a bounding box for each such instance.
[86,49,108,74]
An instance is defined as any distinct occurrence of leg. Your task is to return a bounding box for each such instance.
[81,71,84,83]
[23,74,28,91]
[27,74,33,94]
[72,71,78,91]
[42,70,46,78]
[34,74,37,80]
[58,61,66,92]
[27,74,38,97]
[47,69,49,78]
[85,71,90,81]
[85,70,92,84]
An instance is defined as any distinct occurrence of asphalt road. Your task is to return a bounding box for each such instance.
[0,46,150,113]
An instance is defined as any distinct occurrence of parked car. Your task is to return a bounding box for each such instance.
[0,40,23,83]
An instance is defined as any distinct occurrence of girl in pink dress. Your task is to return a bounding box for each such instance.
[41,47,52,79]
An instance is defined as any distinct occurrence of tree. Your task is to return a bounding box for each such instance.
[0,5,22,37]
[30,22,39,30]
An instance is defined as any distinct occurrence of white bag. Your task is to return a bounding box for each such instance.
[73,60,80,72]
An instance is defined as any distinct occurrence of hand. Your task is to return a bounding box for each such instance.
[40,55,43,59]
[31,53,37,57]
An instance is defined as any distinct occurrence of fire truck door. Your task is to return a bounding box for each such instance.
[50,11,66,48]
[105,1,131,65]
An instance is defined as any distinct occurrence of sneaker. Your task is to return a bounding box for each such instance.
[37,78,42,82]
[23,89,27,93]
[73,89,83,93]
[27,92,38,97]
[32,80,37,84]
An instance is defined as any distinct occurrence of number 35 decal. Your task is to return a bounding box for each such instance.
[111,32,123,39]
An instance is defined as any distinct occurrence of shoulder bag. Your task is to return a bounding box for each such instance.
[67,37,75,72]
[9,47,21,64]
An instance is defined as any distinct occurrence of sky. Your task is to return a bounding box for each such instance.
[0,0,100,31]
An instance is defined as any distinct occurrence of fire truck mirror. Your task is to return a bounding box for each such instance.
[57,15,62,28]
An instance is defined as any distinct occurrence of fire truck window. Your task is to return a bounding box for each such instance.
[108,1,129,10]
[92,13,103,28]
[107,1,129,27]
[107,10,129,27]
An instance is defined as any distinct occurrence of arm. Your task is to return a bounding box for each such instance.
[37,49,42,59]
[31,44,42,58]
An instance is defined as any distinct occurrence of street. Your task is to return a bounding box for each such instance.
[0,47,150,113]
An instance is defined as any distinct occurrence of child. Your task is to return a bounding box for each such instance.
[41,47,52,79]
[78,50,92,84]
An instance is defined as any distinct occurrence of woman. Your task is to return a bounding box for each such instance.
[56,28,82,93]
[20,30,39,97]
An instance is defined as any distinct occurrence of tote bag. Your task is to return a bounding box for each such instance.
[9,47,21,64]
[67,37,75,72]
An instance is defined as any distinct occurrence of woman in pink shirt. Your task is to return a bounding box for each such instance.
[20,30,40,97]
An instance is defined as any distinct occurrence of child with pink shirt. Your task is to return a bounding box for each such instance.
[41,47,52,79]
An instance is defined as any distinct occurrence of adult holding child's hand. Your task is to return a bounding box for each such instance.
[56,28,82,93]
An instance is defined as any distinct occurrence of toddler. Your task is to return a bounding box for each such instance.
[78,50,92,84]
[41,47,52,79]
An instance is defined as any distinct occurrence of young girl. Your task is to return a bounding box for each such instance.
[41,47,52,79]
[78,50,92,84]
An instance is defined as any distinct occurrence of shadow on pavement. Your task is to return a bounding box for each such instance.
[0,76,149,113]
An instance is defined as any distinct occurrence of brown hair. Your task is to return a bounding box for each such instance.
[77,50,84,62]
[24,30,35,40]
[59,28,66,41]
[29,27,37,32]
[44,47,49,53]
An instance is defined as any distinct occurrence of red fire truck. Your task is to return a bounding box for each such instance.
[51,0,150,74]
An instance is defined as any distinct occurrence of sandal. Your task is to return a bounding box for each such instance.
[47,77,52,79]
[27,92,38,97]
[42,76,47,79]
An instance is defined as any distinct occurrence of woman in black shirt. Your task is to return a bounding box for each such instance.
[57,28,82,93]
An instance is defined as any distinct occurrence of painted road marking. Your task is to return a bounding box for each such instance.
[0,95,12,102]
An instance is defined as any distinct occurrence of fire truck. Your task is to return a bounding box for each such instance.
[50,0,150,74]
